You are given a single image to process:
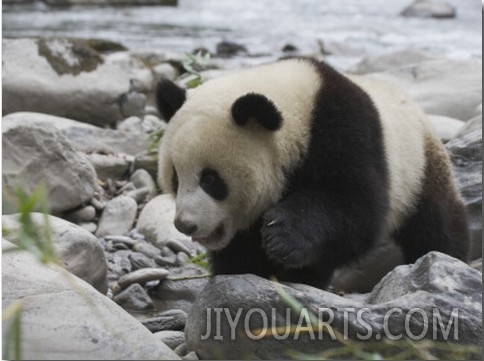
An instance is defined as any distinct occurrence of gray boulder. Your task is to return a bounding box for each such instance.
[446,115,482,260]
[2,240,179,360]
[368,59,482,121]
[2,213,108,293]
[185,252,481,360]
[2,38,146,127]
[2,119,98,214]
[2,112,152,156]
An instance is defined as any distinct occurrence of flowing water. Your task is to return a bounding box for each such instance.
[3,0,481,60]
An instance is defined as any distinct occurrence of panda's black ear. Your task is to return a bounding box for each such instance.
[155,78,187,122]
[231,93,283,131]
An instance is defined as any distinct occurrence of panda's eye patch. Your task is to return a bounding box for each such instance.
[200,168,228,201]
[172,167,179,194]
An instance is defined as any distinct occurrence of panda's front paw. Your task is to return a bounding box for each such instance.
[261,207,317,268]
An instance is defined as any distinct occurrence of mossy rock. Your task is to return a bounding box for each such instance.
[37,37,104,76]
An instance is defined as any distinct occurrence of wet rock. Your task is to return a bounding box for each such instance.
[3,213,108,293]
[142,309,188,332]
[113,283,153,311]
[2,240,179,360]
[154,330,186,350]
[2,119,98,214]
[185,252,481,359]
[401,0,456,19]
[118,268,170,289]
[368,59,482,121]
[2,38,146,126]
[446,115,482,260]
[96,196,138,237]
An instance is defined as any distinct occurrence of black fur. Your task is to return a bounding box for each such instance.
[393,139,470,262]
[156,78,186,121]
[231,93,283,131]
[200,168,228,201]
[212,59,390,289]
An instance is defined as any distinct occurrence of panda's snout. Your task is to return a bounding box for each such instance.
[174,217,198,236]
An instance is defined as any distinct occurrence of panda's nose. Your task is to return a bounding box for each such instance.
[174,217,198,236]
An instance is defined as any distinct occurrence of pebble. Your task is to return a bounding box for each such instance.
[161,246,176,258]
[133,242,162,258]
[155,255,178,268]
[108,250,133,276]
[166,239,193,256]
[128,228,146,241]
[113,283,153,311]
[64,205,97,223]
[104,235,139,248]
[154,330,185,350]
[141,309,188,333]
[176,252,190,266]
[129,252,156,270]
[124,187,151,204]
[96,196,138,237]
[90,196,106,211]
[118,268,170,289]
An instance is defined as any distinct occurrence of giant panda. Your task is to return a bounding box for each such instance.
[156,57,469,289]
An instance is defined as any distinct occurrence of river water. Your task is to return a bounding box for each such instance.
[3,0,482,66]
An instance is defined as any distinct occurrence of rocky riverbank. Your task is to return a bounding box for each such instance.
[2,32,482,360]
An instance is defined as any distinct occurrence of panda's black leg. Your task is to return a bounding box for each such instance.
[393,194,469,263]
[261,190,387,274]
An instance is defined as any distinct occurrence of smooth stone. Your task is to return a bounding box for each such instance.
[96,196,138,237]
[118,268,170,289]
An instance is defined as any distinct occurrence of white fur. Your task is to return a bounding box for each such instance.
[158,59,321,249]
[349,75,430,231]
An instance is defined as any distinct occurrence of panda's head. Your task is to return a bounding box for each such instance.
[156,78,288,251]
